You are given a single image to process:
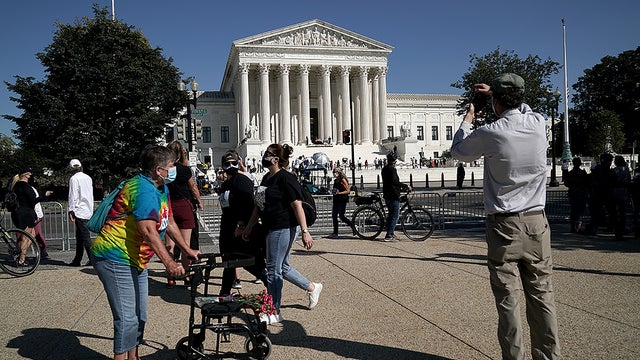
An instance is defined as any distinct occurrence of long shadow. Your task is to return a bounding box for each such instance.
[7,327,111,360]
[269,319,456,360]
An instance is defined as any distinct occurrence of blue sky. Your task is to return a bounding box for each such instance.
[1,0,638,138]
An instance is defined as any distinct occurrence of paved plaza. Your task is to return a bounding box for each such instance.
[1,223,639,359]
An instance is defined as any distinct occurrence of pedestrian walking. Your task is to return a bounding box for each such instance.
[67,159,94,267]
[327,167,354,239]
[451,73,561,359]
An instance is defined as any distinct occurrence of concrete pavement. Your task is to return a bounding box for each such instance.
[1,224,639,359]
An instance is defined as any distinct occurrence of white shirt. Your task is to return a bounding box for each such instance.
[68,171,94,220]
[451,104,547,214]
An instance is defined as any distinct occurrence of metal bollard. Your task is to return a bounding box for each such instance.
[360,175,364,189]
[377,174,381,189]
[441,172,445,188]
[425,173,429,189]
[409,173,413,188]
[471,172,475,186]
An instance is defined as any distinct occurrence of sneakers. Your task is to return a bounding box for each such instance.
[259,313,283,325]
[308,282,323,309]
[232,280,242,289]
[383,235,399,242]
[327,233,339,239]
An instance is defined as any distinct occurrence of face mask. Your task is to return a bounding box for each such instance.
[162,166,177,184]
[262,157,274,169]
[224,163,239,176]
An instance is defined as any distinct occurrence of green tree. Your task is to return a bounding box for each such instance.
[3,5,186,187]
[451,48,560,125]
[570,47,640,156]
[582,110,625,156]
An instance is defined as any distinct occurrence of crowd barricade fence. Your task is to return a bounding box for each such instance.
[2,202,71,251]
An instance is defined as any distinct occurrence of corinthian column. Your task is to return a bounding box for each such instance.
[358,66,371,144]
[378,66,388,142]
[339,66,351,144]
[298,64,311,145]
[278,64,291,144]
[372,72,380,143]
[320,65,332,142]
[240,63,251,142]
[259,63,271,143]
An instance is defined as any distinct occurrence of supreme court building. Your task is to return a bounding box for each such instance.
[173,19,462,167]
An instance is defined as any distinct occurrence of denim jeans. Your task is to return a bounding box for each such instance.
[385,199,401,238]
[266,226,311,309]
[93,258,148,355]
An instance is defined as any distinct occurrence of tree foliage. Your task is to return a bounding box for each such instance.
[3,5,186,186]
[451,48,560,125]
[582,110,625,156]
[569,47,640,156]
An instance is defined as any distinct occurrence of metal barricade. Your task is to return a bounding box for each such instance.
[2,202,71,251]
[441,191,485,228]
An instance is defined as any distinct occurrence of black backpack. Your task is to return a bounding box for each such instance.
[3,191,19,212]
[300,183,317,227]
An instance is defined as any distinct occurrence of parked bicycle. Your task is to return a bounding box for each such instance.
[0,212,40,276]
[351,190,434,241]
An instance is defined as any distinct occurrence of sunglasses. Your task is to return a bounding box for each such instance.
[223,161,238,167]
[264,150,276,157]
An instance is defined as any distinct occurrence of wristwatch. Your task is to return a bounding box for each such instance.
[301,228,309,234]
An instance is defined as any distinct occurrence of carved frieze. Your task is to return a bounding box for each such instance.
[258,25,370,49]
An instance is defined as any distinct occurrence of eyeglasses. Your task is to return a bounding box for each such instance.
[264,150,276,157]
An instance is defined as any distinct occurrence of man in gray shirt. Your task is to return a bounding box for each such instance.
[451,73,561,359]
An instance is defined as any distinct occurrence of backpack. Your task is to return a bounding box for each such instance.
[3,191,19,212]
[300,183,317,227]
[87,180,126,233]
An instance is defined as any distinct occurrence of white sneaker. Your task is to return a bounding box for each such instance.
[259,313,283,325]
[308,282,323,309]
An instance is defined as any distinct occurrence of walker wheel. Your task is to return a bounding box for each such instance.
[176,336,204,360]
[244,334,272,359]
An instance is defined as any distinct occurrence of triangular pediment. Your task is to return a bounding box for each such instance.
[233,19,393,52]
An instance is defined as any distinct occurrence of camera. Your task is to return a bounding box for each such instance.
[471,92,489,112]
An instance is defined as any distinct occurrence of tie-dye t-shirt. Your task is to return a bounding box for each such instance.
[90,174,172,270]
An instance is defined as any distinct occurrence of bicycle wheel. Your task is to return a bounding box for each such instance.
[0,229,40,276]
[401,207,434,241]
[351,206,384,240]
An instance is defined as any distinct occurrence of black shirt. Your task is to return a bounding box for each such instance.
[381,164,401,201]
[258,169,302,230]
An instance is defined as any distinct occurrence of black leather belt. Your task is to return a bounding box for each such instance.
[487,209,544,220]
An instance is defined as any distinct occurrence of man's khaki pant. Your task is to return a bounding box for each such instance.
[486,211,561,360]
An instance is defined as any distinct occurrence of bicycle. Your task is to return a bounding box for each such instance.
[351,190,435,241]
[0,212,41,276]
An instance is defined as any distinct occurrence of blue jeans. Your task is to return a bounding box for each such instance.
[93,258,148,355]
[385,199,401,237]
[266,227,311,309]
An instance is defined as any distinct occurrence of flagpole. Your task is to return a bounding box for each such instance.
[111,0,115,20]
[561,18,573,162]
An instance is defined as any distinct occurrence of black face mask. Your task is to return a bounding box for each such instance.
[224,167,239,176]
[262,157,273,169]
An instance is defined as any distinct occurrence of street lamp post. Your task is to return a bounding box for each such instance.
[549,90,562,187]
[178,77,199,152]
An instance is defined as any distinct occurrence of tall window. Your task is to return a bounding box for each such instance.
[446,126,453,141]
[221,126,229,143]
[431,126,439,141]
[203,126,211,143]
[387,126,394,139]
[417,126,424,140]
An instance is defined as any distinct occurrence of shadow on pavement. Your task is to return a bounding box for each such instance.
[7,328,111,360]
[269,320,453,360]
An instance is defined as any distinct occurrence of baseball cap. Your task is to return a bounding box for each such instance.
[69,159,82,167]
[221,151,239,164]
[19,166,32,175]
[490,73,525,95]
[386,152,398,163]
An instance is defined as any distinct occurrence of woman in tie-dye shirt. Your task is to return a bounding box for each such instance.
[91,145,199,360]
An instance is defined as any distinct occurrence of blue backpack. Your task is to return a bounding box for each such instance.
[87,181,126,233]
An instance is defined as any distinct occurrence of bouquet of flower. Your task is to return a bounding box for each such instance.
[221,290,275,316]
